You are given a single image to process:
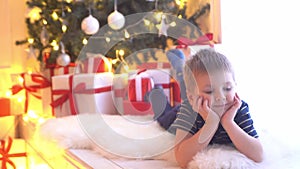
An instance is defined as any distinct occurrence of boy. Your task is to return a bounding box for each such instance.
[171,49,264,168]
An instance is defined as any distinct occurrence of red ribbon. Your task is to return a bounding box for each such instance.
[51,76,112,116]
[177,33,214,48]
[45,63,76,77]
[51,75,77,115]
[0,137,27,169]
[10,73,51,113]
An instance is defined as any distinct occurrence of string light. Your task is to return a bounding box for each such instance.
[50,40,59,50]
[28,38,34,44]
[124,29,130,39]
[82,38,88,45]
[51,11,59,20]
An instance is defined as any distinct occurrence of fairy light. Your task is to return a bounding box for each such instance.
[51,11,59,20]
[144,19,150,26]
[50,40,59,50]
[18,76,24,84]
[124,29,130,39]
[42,19,48,25]
[62,24,67,33]
[170,21,176,27]
[5,90,12,98]
[105,37,111,43]
[28,38,34,44]
[28,110,38,119]
[82,38,88,45]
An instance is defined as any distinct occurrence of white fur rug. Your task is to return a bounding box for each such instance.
[35,114,300,169]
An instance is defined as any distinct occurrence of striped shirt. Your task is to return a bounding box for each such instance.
[170,99,258,144]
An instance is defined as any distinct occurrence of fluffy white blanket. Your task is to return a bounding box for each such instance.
[36,114,299,169]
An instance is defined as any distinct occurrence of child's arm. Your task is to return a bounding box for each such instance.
[221,95,264,162]
[174,100,220,168]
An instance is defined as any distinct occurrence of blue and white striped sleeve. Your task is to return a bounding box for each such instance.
[235,101,259,138]
[170,99,199,135]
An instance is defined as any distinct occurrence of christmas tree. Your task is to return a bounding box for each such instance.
[16,0,189,69]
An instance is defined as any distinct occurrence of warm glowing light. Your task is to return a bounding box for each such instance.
[62,24,67,33]
[144,19,150,26]
[28,110,38,119]
[42,19,48,25]
[105,37,111,43]
[124,29,130,39]
[28,38,34,44]
[18,76,24,84]
[82,38,88,45]
[17,97,24,103]
[23,115,29,122]
[170,21,176,27]
[65,0,72,3]
[154,12,163,21]
[178,15,182,19]
[51,12,59,20]
[66,7,72,12]
[118,49,125,57]
[5,90,12,97]
[27,70,33,74]
[51,40,59,50]
[28,7,41,22]
[38,117,46,124]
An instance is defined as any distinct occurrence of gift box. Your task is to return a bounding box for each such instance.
[73,72,117,115]
[43,63,79,81]
[123,100,154,116]
[0,137,27,169]
[11,73,51,115]
[51,74,76,117]
[128,70,154,102]
[112,73,128,114]
[51,73,117,117]
[145,69,181,107]
[81,53,112,73]
[0,98,10,117]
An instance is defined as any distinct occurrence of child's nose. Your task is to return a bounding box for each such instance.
[214,92,226,102]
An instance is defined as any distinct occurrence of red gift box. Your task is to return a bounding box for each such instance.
[123,100,154,115]
[128,70,154,102]
[81,53,112,73]
[145,69,181,107]
[0,98,10,117]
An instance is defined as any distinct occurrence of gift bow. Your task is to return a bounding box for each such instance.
[10,73,51,113]
[51,75,112,115]
[177,33,214,48]
[0,137,27,169]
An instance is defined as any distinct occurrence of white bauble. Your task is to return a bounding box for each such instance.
[57,53,71,66]
[107,10,125,30]
[81,14,100,35]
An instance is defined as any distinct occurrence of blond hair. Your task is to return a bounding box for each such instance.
[183,48,235,92]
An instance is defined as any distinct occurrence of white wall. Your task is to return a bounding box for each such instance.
[215,0,300,148]
[0,0,26,94]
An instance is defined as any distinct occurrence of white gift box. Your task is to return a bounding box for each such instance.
[51,73,116,117]
[51,74,74,117]
[73,72,116,115]
[145,69,173,103]
[112,73,128,115]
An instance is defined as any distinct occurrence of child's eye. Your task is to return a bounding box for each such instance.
[203,90,213,94]
[224,87,232,91]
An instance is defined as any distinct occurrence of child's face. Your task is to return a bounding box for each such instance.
[192,71,236,114]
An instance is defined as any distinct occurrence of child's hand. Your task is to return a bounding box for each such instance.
[196,96,219,123]
[221,93,242,124]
